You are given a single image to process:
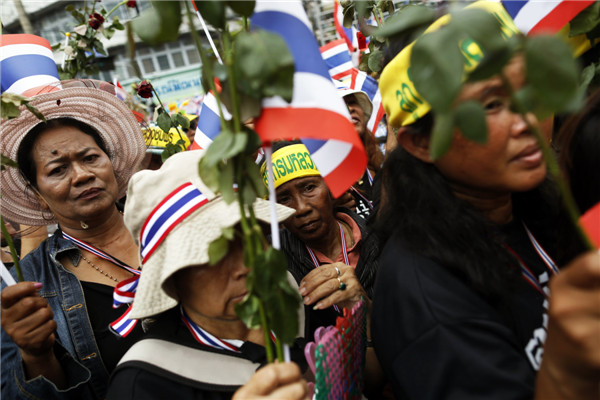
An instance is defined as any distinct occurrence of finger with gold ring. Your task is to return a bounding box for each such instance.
[337,277,346,291]
[334,266,341,276]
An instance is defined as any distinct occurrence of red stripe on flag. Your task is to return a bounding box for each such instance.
[529,1,595,35]
[0,33,52,48]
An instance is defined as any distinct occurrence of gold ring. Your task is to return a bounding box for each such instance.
[337,277,346,291]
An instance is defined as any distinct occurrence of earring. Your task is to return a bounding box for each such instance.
[80,221,89,229]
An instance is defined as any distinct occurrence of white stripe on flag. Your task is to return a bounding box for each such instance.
[309,140,353,176]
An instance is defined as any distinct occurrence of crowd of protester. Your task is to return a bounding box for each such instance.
[2,2,600,400]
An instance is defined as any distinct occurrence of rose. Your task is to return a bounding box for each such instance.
[135,80,154,99]
[88,12,105,30]
[126,0,136,8]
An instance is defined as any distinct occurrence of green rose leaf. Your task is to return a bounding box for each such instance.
[24,103,47,122]
[569,2,600,37]
[454,100,487,144]
[1,154,18,171]
[374,5,435,38]
[193,0,225,30]
[131,1,182,45]
[234,30,294,102]
[111,17,125,31]
[343,4,355,29]
[525,35,581,113]
[208,234,229,266]
[103,27,115,40]
[244,156,267,199]
[235,294,262,329]
[411,27,463,112]
[227,1,255,18]
[198,157,220,192]
[429,110,454,160]
[467,40,515,83]
[367,49,384,73]
[358,52,370,73]
[355,1,373,20]
[156,112,172,134]
[219,160,236,204]
[173,113,190,130]
[450,7,506,52]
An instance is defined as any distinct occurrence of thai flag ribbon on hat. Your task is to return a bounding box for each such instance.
[350,69,385,133]
[140,182,209,264]
[0,34,60,96]
[251,0,367,198]
[320,39,354,82]
[501,0,595,35]
[189,91,232,150]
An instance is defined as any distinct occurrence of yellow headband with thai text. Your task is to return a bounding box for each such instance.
[380,1,520,128]
[261,144,320,189]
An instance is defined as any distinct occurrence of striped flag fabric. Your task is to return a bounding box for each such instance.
[502,0,595,35]
[0,34,60,96]
[320,39,354,82]
[350,69,385,133]
[252,1,367,198]
[333,0,359,52]
[189,91,232,150]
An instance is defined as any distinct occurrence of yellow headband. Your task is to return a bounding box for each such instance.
[380,1,520,128]
[261,144,320,189]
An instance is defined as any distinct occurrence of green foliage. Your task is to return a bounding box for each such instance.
[193,0,225,29]
[374,5,435,38]
[453,101,487,144]
[208,235,229,265]
[233,30,295,102]
[227,1,256,18]
[57,1,127,79]
[569,2,600,38]
[1,92,45,122]
[132,1,181,45]
[0,155,18,171]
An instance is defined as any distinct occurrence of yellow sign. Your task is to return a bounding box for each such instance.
[143,126,190,149]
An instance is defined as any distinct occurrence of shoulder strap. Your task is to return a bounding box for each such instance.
[117,338,260,386]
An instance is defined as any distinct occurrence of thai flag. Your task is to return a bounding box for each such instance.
[502,0,595,35]
[252,1,367,198]
[350,69,385,133]
[333,0,360,52]
[320,39,354,81]
[189,91,232,150]
[0,34,60,96]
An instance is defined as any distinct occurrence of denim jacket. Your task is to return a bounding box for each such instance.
[2,230,109,400]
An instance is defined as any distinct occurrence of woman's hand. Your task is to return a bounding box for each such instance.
[1,282,56,357]
[232,362,309,400]
[299,262,368,311]
[536,251,600,400]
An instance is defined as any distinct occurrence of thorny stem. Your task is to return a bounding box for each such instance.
[106,0,128,19]
[223,31,241,133]
[258,300,274,363]
[500,74,595,251]
[1,216,23,282]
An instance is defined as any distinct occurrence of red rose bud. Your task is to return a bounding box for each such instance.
[126,0,136,8]
[88,12,105,30]
[136,80,153,98]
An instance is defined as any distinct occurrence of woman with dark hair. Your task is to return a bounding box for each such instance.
[1,80,147,399]
[372,2,600,400]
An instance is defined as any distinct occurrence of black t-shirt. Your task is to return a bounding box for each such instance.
[371,220,555,400]
[81,281,144,373]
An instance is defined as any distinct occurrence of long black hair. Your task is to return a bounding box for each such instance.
[374,115,560,303]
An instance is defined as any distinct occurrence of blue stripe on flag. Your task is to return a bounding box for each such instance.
[144,189,200,248]
[196,104,222,140]
[252,11,331,81]
[301,138,327,153]
[0,54,59,92]
[501,0,527,19]
[325,52,352,69]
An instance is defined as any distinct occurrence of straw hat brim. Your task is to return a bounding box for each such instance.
[129,197,295,319]
[1,82,146,226]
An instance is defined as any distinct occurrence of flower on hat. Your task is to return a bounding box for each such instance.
[135,80,154,99]
[127,0,136,8]
[88,12,105,30]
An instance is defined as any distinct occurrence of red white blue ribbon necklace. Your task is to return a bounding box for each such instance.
[181,306,277,352]
[350,186,374,210]
[505,223,558,296]
[305,221,349,313]
[62,231,140,337]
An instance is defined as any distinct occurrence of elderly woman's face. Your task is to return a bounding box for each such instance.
[433,55,551,194]
[32,126,118,224]
[175,236,249,324]
[276,176,335,244]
